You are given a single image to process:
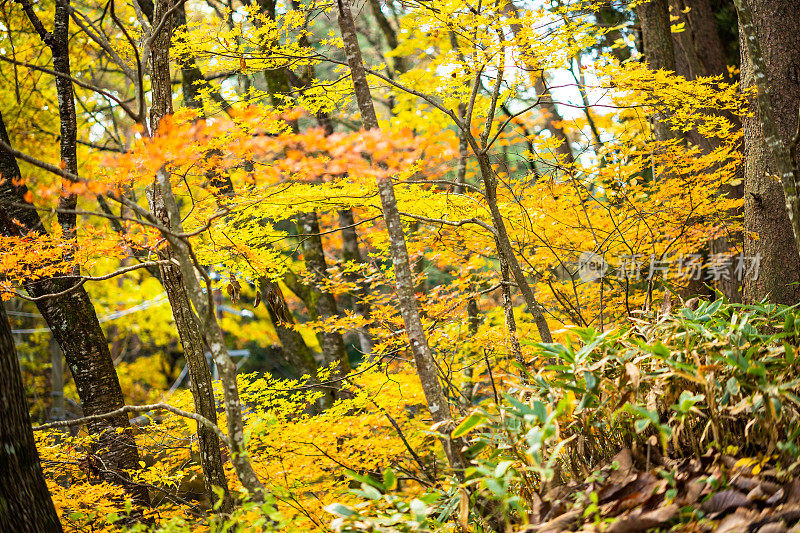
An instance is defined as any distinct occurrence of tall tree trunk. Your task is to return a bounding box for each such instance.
[297,212,351,376]
[670,0,743,302]
[736,0,800,304]
[147,0,232,511]
[670,0,729,81]
[338,209,374,355]
[0,115,149,507]
[0,304,63,533]
[637,0,681,147]
[336,0,463,470]
[143,0,265,499]
[11,2,148,505]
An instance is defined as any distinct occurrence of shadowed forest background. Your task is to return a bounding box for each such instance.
[2,0,800,531]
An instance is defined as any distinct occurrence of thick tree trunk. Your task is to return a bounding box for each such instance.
[737,0,800,304]
[0,113,149,507]
[637,0,682,147]
[0,304,63,533]
[336,0,463,470]
[669,0,743,302]
[147,0,232,511]
[637,0,676,72]
[670,0,728,81]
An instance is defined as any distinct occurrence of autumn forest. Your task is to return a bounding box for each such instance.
[2,0,800,531]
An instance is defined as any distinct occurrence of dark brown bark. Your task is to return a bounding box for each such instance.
[147,0,232,512]
[0,117,149,507]
[668,0,743,302]
[637,0,676,72]
[336,0,464,470]
[175,5,231,114]
[1,303,63,533]
[670,0,729,80]
[637,0,682,147]
[149,209,233,512]
[738,0,800,304]
[51,0,79,251]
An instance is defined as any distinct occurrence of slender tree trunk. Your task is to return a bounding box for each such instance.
[460,296,481,403]
[258,278,333,408]
[503,2,574,166]
[736,0,800,304]
[0,304,63,533]
[150,169,267,498]
[498,250,523,369]
[141,1,264,498]
[477,153,553,343]
[297,212,351,376]
[336,0,463,470]
[147,0,232,511]
[338,209,374,355]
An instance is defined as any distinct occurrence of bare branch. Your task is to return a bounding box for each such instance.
[32,403,232,447]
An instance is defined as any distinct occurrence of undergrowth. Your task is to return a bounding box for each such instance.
[330,299,800,531]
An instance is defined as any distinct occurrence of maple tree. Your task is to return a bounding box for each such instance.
[2,0,800,531]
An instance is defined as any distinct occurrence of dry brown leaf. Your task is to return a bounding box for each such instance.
[605,504,679,533]
[702,490,752,515]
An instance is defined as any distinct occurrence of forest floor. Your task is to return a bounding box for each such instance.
[524,447,800,533]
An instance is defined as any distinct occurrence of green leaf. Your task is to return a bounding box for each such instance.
[452,412,487,438]
[382,467,397,491]
[324,503,356,517]
[345,469,383,490]
[410,498,427,522]
[785,342,796,364]
[494,460,513,478]
[358,483,382,500]
[485,478,506,497]
[726,377,740,397]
